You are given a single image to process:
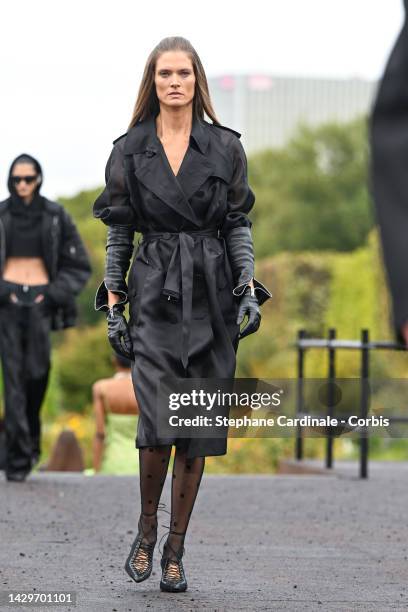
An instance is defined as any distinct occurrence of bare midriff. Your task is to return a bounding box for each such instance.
[2,257,50,285]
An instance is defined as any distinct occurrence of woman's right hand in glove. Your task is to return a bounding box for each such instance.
[106,303,134,361]
[237,286,261,339]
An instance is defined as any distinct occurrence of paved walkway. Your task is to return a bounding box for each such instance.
[1,462,408,611]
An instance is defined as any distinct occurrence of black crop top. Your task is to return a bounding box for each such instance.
[6,195,44,258]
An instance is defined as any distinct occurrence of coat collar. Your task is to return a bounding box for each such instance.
[123,113,210,156]
[0,196,61,217]
[123,114,216,227]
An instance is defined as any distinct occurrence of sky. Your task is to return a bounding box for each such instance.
[0,0,404,200]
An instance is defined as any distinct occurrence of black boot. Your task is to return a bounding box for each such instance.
[6,469,30,482]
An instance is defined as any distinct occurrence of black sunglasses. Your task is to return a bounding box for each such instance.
[12,175,38,185]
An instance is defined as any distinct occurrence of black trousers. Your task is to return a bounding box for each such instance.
[0,281,51,476]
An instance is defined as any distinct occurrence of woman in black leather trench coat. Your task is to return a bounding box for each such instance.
[93,36,272,592]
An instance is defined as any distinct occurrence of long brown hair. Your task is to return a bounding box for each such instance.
[128,36,220,128]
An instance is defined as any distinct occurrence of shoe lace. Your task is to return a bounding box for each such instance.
[131,502,170,574]
[158,525,186,582]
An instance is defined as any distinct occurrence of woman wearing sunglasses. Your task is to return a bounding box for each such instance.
[93,36,272,593]
[0,153,92,482]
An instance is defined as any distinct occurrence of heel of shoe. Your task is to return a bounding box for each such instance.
[159,530,188,593]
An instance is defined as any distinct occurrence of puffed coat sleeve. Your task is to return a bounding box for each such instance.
[93,139,138,227]
[220,136,255,235]
[221,135,272,305]
[92,140,136,312]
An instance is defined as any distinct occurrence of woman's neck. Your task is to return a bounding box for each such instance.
[12,193,35,206]
[156,107,192,140]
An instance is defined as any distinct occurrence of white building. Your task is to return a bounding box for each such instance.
[208,74,376,153]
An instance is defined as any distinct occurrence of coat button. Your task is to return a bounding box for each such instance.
[163,232,171,239]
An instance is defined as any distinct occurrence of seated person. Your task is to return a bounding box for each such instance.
[92,351,139,475]
[38,429,85,472]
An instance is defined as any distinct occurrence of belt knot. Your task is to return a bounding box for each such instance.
[140,227,221,370]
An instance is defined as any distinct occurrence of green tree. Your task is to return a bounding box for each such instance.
[250,115,373,257]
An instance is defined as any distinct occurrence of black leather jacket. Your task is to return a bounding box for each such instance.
[0,197,92,330]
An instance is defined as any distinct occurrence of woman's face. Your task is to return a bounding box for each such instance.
[11,162,40,201]
[155,51,195,111]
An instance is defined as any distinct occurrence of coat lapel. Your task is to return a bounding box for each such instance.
[124,114,221,226]
[173,116,233,199]
[176,147,217,202]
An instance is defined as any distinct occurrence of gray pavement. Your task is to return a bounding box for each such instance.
[1,462,408,612]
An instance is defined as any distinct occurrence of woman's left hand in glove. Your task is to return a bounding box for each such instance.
[237,287,261,339]
[106,303,134,360]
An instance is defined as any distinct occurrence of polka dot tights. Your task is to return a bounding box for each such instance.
[138,445,205,563]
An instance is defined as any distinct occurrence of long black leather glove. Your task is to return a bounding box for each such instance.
[94,225,135,358]
[224,226,272,338]
[94,225,134,312]
[226,226,272,303]
[106,302,134,361]
[237,286,261,339]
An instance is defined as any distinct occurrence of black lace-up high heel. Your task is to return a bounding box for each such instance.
[158,529,188,592]
[124,501,168,583]
[124,510,157,583]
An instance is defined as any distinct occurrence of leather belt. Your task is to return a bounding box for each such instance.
[141,228,221,370]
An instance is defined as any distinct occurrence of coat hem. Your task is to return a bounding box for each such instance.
[135,439,228,458]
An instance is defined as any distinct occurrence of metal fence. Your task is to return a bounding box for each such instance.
[295,328,408,478]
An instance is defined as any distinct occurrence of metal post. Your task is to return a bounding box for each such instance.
[326,328,336,469]
[296,329,306,460]
[360,329,369,479]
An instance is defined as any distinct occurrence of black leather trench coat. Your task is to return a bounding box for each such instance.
[93,114,271,457]
[371,0,408,344]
